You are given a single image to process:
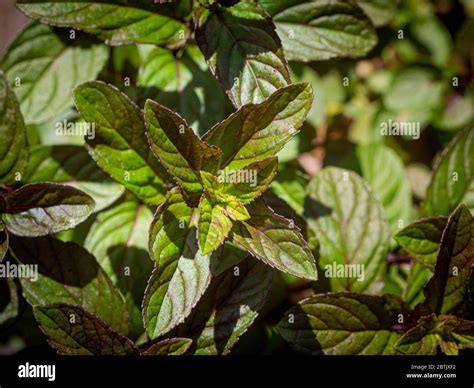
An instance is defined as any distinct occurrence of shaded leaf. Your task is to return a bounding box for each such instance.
[422,205,474,316]
[0,70,28,184]
[141,338,192,355]
[10,236,129,335]
[23,145,124,212]
[276,292,405,355]
[395,216,448,270]
[423,128,474,216]
[2,183,94,237]
[232,200,317,280]
[396,314,474,355]
[0,223,8,262]
[0,277,19,325]
[34,303,138,355]
[260,0,377,62]
[195,1,291,107]
[1,22,108,124]
[144,189,215,338]
[170,257,274,355]
[138,45,233,134]
[85,202,153,338]
[74,81,169,206]
[16,0,189,48]
[305,167,390,292]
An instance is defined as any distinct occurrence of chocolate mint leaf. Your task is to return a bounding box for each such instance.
[0,70,28,184]
[141,338,192,355]
[24,145,124,212]
[396,314,474,355]
[74,81,169,206]
[144,189,215,338]
[144,99,222,205]
[195,1,291,107]
[197,196,232,255]
[0,223,8,262]
[232,199,317,280]
[2,183,94,237]
[395,216,448,270]
[170,257,274,355]
[85,201,153,339]
[423,128,474,216]
[276,292,406,355]
[0,277,19,325]
[16,0,190,48]
[203,83,312,170]
[403,262,433,308]
[259,0,377,62]
[10,236,129,335]
[305,167,390,292]
[422,204,474,316]
[1,22,108,124]
[34,303,138,355]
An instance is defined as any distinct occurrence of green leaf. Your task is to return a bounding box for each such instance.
[216,157,278,204]
[305,167,390,292]
[1,183,94,237]
[383,67,444,129]
[395,216,448,270]
[203,83,312,170]
[422,205,474,316]
[0,71,28,184]
[144,189,215,338]
[194,1,291,107]
[138,45,233,134]
[435,92,474,132]
[84,201,153,338]
[423,128,474,216]
[23,145,124,212]
[260,0,378,62]
[355,143,412,236]
[1,22,108,124]
[411,16,452,67]
[0,223,8,262]
[73,81,169,206]
[270,162,308,216]
[276,292,405,355]
[231,200,317,280]
[16,0,190,48]
[198,196,232,255]
[144,99,221,204]
[33,303,138,355]
[356,0,398,27]
[142,338,192,355]
[396,314,474,355]
[0,277,19,325]
[403,262,432,308]
[10,236,129,335]
[170,257,274,355]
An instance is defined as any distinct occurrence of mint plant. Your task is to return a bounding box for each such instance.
[0,0,473,356]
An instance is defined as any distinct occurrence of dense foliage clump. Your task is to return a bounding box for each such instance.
[0,0,473,355]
